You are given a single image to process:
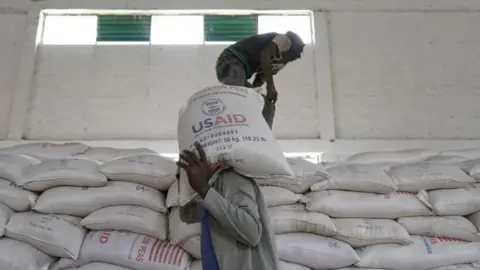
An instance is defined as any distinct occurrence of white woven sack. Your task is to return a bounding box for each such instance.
[468,163,480,182]
[430,262,480,270]
[356,235,480,270]
[0,153,40,182]
[0,203,13,236]
[53,231,191,270]
[386,164,475,192]
[268,206,337,236]
[189,260,202,270]
[279,261,312,270]
[346,149,438,164]
[99,154,177,190]
[18,158,107,191]
[5,212,86,259]
[0,238,54,270]
[75,147,156,163]
[276,233,359,270]
[262,186,308,207]
[81,205,168,240]
[424,155,470,164]
[257,158,329,193]
[426,185,480,215]
[311,164,396,194]
[332,218,413,247]
[398,216,480,242]
[0,178,37,211]
[177,85,293,179]
[166,181,179,208]
[270,203,307,212]
[169,207,200,244]
[468,211,480,231]
[0,142,89,159]
[307,190,432,218]
[34,181,167,217]
[66,262,133,270]
[181,236,201,259]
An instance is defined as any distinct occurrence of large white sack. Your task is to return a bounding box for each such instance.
[177,85,293,179]
[268,206,337,236]
[398,216,480,242]
[99,154,177,190]
[75,147,156,163]
[442,148,480,159]
[311,164,396,194]
[430,262,480,270]
[189,260,202,270]
[0,153,40,182]
[166,182,179,208]
[180,236,200,259]
[426,185,480,215]
[424,155,470,164]
[346,149,438,164]
[81,205,168,240]
[0,203,13,236]
[307,190,432,218]
[169,207,200,244]
[53,231,191,270]
[356,235,480,270]
[66,262,133,270]
[276,233,359,270]
[0,142,89,159]
[34,181,167,217]
[332,218,413,247]
[18,158,107,191]
[279,261,312,270]
[262,186,308,207]
[257,158,329,193]
[386,164,475,192]
[5,212,86,259]
[0,238,54,270]
[467,163,480,182]
[468,211,480,231]
[0,178,38,211]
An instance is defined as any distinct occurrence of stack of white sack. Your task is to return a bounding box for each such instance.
[0,143,90,270]
[176,85,295,207]
[311,149,480,270]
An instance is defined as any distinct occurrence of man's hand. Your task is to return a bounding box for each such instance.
[177,142,214,198]
[266,83,278,103]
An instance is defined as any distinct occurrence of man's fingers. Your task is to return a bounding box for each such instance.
[194,142,208,164]
[179,153,195,167]
[184,150,202,166]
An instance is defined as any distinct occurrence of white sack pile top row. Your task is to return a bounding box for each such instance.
[1,142,480,270]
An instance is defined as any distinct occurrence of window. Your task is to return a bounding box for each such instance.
[151,15,204,45]
[258,15,312,44]
[40,11,313,45]
[42,15,97,45]
[97,15,151,42]
[204,15,258,43]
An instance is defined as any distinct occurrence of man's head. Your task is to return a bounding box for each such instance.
[284,31,305,62]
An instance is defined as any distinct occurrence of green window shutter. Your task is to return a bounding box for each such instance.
[204,15,258,42]
[97,15,152,42]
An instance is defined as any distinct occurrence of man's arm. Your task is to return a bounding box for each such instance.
[200,172,262,247]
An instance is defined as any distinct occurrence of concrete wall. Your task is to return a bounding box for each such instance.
[3,0,480,142]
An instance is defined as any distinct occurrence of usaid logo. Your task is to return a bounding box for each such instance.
[201,99,226,116]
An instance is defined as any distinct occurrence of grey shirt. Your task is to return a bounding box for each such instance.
[180,169,279,270]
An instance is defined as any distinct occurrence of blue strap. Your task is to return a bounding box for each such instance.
[200,207,220,270]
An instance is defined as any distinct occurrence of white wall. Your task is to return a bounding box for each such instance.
[3,0,480,150]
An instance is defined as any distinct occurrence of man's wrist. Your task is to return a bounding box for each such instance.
[198,185,211,198]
